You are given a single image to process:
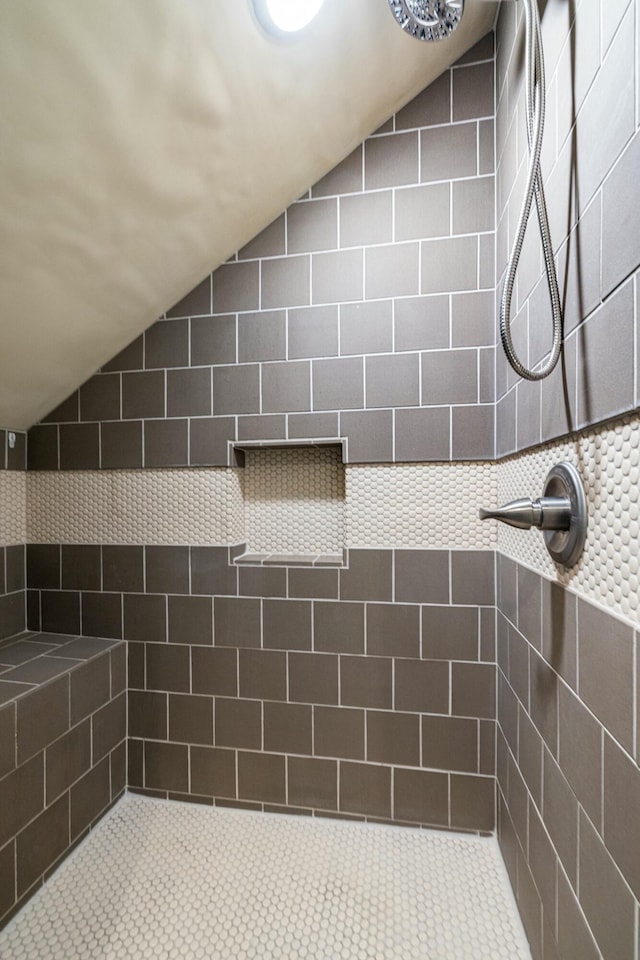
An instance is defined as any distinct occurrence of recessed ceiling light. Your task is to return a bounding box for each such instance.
[252,0,326,38]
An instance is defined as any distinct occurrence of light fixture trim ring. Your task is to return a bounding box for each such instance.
[252,0,326,40]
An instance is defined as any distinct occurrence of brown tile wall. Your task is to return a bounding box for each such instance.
[0,430,27,472]
[27,36,496,468]
[494,3,640,956]
[495,1,640,456]
[0,429,27,641]
[27,544,496,833]
[0,546,25,643]
[0,638,126,928]
[496,554,640,960]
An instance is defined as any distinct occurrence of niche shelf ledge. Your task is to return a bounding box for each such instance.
[231,437,346,465]
[234,551,345,568]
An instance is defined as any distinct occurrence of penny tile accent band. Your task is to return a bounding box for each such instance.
[22,411,640,625]
[499,415,640,624]
[27,470,244,546]
[0,473,27,546]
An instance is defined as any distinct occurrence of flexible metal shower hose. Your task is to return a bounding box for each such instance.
[500,0,563,381]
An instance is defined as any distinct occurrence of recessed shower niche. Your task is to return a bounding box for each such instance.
[234,441,346,564]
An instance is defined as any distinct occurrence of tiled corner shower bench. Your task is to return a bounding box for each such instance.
[0,632,126,926]
[0,632,533,960]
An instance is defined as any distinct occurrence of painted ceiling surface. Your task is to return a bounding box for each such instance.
[0,0,496,429]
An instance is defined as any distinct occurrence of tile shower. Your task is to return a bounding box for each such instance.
[1,3,640,959]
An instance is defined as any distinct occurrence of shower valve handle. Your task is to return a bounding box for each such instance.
[478,464,587,569]
[479,496,571,531]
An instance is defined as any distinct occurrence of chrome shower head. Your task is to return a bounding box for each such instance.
[387,0,464,41]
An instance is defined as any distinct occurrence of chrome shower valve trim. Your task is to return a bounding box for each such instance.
[387,0,465,41]
[480,462,587,568]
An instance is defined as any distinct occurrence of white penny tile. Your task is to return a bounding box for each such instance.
[499,415,640,621]
[0,471,27,545]
[0,794,531,960]
[244,446,345,554]
[27,469,244,546]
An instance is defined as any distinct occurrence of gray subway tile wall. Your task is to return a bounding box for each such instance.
[0,430,27,642]
[394,294,449,351]
[493,2,640,955]
[0,431,27,473]
[78,363,115,415]
[25,543,496,834]
[342,300,392,355]
[0,547,26,643]
[497,552,640,960]
[495,0,640,455]
[27,39,495,468]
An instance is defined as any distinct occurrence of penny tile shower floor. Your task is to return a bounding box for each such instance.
[0,794,531,959]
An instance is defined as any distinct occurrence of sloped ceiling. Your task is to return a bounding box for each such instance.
[0,0,497,430]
